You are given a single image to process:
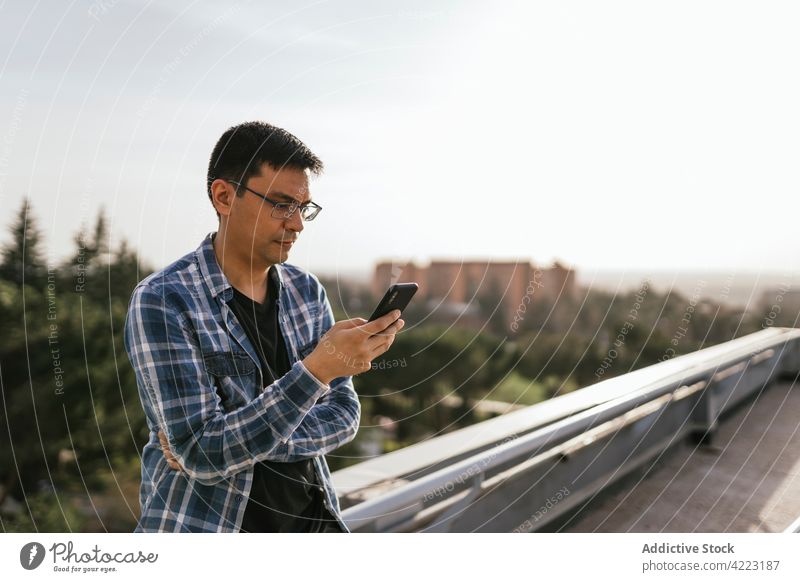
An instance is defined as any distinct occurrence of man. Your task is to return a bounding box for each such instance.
[123,121,404,532]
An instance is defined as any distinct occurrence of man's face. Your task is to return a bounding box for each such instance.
[214,162,311,266]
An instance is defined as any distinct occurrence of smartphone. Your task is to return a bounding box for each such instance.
[368,282,419,323]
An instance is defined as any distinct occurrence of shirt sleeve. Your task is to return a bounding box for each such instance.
[264,279,362,462]
[124,283,330,486]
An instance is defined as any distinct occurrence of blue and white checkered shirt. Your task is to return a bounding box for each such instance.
[123,231,360,532]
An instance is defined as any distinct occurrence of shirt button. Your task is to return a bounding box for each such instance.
[318,486,324,492]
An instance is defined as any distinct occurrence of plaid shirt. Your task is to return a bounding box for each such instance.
[123,231,360,532]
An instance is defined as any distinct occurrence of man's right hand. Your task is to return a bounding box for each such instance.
[302,310,405,385]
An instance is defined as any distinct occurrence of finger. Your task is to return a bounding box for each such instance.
[336,317,368,329]
[366,318,405,340]
[359,310,401,334]
[365,333,398,356]
[377,318,404,335]
[159,431,175,457]
[369,334,397,358]
[366,319,404,346]
[351,359,371,375]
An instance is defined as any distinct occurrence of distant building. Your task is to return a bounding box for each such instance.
[760,286,800,327]
[373,258,577,328]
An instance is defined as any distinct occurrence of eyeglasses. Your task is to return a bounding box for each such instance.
[227,180,322,221]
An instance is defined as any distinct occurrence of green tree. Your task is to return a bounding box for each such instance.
[0,205,151,532]
[0,197,47,288]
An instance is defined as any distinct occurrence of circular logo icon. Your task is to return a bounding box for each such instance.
[20,542,46,570]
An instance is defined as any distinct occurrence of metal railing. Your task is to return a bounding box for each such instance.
[334,327,800,532]
[784,515,800,533]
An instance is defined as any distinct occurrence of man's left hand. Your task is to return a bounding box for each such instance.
[158,429,185,472]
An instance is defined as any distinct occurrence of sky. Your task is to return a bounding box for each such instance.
[1,0,798,281]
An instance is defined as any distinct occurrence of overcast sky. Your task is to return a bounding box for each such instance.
[1,0,798,280]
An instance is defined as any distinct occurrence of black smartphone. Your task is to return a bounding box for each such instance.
[368,282,419,323]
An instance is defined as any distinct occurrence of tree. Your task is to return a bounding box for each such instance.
[0,197,46,288]
[0,205,151,532]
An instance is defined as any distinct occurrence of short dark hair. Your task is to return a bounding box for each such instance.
[206,121,324,217]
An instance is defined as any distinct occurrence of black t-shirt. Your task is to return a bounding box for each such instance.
[228,266,342,533]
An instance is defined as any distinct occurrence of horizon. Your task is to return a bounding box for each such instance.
[2,198,793,313]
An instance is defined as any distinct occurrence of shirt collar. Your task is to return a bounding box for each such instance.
[196,231,284,301]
